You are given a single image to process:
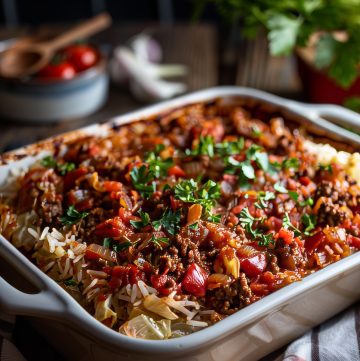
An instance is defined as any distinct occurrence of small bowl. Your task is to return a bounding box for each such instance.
[0,56,109,122]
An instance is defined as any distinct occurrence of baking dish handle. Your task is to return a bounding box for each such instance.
[290,102,360,130]
[0,275,67,318]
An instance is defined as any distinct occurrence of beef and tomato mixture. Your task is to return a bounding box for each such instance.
[1,100,360,339]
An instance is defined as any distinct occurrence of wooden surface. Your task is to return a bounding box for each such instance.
[0,23,218,153]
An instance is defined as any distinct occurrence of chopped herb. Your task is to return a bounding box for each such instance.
[130,165,156,198]
[60,205,88,226]
[113,240,133,252]
[103,237,113,248]
[148,235,170,250]
[274,182,288,193]
[174,179,220,215]
[282,212,301,237]
[188,222,199,230]
[301,214,317,235]
[64,278,77,286]
[288,191,299,201]
[130,210,151,229]
[187,135,215,157]
[319,164,333,173]
[145,147,173,178]
[255,191,276,209]
[152,208,181,235]
[215,138,244,156]
[41,155,76,175]
[282,157,300,170]
[41,155,57,168]
[300,197,314,207]
[258,233,275,247]
[238,207,274,247]
[251,125,262,137]
[207,213,221,223]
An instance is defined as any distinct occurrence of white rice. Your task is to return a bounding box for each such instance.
[43,261,55,273]
[82,278,99,295]
[86,270,108,279]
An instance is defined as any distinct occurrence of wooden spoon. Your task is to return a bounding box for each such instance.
[0,13,111,79]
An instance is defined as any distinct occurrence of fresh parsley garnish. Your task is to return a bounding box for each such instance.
[188,222,199,230]
[152,208,181,235]
[130,165,156,198]
[60,205,88,225]
[207,213,221,223]
[64,278,77,286]
[288,191,299,201]
[174,179,220,214]
[148,235,170,250]
[299,197,314,207]
[251,125,262,137]
[215,138,244,156]
[103,236,133,252]
[238,207,274,247]
[274,182,288,193]
[145,146,173,178]
[41,155,76,176]
[282,212,301,237]
[319,164,333,173]
[301,214,317,235]
[282,158,299,170]
[130,210,151,229]
[187,135,215,157]
[255,191,276,209]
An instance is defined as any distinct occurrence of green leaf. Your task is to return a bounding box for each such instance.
[41,155,57,168]
[282,212,301,236]
[255,191,275,209]
[130,211,151,229]
[282,157,299,170]
[130,165,156,198]
[148,235,170,250]
[315,33,338,69]
[288,191,299,201]
[187,135,215,157]
[188,222,199,230]
[145,148,173,178]
[344,96,360,113]
[301,213,317,235]
[41,156,76,175]
[152,208,181,236]
[267,14,302,56]
[103,237,113,248]
[113,240,132,252]
[64,278,77,286]
[299,197,314,207]
[208,213,221,223]
[60,205,88,226]
[274,182,288,193]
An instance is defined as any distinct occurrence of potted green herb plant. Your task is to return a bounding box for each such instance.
[196,0,360,105]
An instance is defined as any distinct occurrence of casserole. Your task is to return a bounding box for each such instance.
[1,86,360,361]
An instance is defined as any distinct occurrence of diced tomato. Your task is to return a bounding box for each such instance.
[108,265,144,289]
[347,235,360,249]
[103,181,122,192]
[299,176,311,186]
[304,231,326,254]
[95,217,128,238]
[240,253,267,278]
[260,271,275,284]
[151,274,177,296]
[118,207,140,226]
[277,228,294,245]
[181,263,208,297]
[168,165,186,177]
[265,217,283,232]
[97,293,108,302]
[63,167,88,191]
[250,282,269,296]
[170,195,182,211]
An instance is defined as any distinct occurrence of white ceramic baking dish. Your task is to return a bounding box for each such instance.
[1,86,360,361]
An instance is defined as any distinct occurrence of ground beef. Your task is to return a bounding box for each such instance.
[317,200,347,227]
[315,180,349,205]
[206,273,252,314]
[275,239,306,270]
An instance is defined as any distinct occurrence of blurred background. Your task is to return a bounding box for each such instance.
[0,0,359,151]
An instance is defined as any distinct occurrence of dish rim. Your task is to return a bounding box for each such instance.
[1,86,360,356]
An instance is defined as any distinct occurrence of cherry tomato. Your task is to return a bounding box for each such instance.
[38,62,76,80]
[65,45,99,72]
[240,253,267,278]
[181,263,208,297]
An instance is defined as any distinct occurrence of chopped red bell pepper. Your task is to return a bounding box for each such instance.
[168,165,186,177]
[63,167,88,191]
[304,231,326,254]
[277,228,294,245]
[95,217,127,238]
[347,234,360,249]
[103,181,123,192]
[151,274,177,296]
[108,265,144,289]
[181,263,208,297]
[240,253,267,278]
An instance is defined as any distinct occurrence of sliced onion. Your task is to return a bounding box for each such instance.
[86,244,117,262]
[143,294,178,320]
